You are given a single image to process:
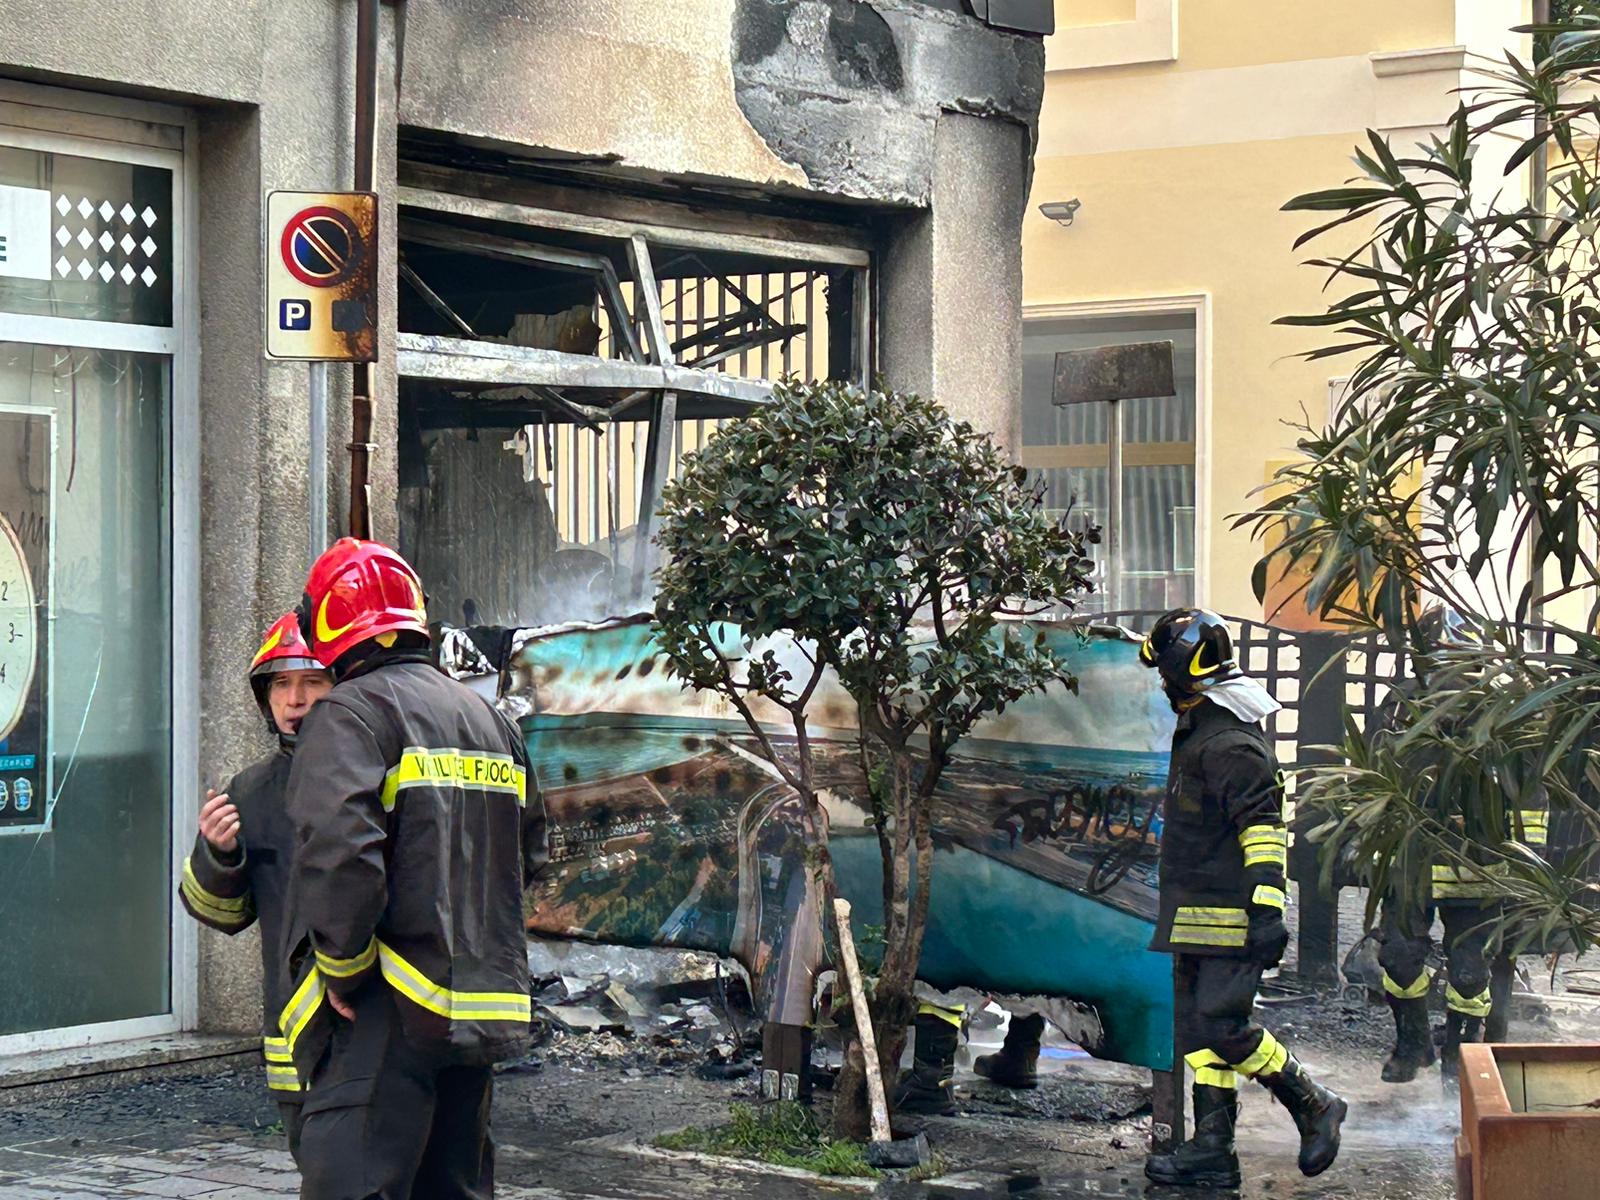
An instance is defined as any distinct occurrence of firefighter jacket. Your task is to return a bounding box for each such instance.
[1373,679,1549,907]
[1150,697,1288,958]
[177,749,304,1097]
[276,656,548,1085]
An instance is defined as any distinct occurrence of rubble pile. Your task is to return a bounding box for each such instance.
[519,939,761,1080]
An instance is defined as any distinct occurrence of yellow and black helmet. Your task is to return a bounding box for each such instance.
[1139,608,1240,695]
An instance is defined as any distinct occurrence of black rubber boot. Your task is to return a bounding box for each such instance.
[893,1013,959,1116]
[974,1013,1043,1090]
[1440,1013,1483,1087]
[1381,995,1436,1083]
[1260,1056,1347,1178]
[1144,1084,1241,1189]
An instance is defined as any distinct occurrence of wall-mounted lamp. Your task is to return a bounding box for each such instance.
[1039,199,1082,227]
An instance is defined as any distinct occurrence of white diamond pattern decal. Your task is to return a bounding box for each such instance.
[141,236,157,256]
[140,206,157,226]
[76,229,92,249]
[77,260,93,280]
[55,227,69,247]
[120,233,135,254]
[120,263,136,285]
[77,198,93,218]
[120,203,136,223]
[98,261,114,282]
[98,231,113,252]
[55,256,71,278]
[140,265,157,287]
[55,195,71,216]
[98,200,114,221]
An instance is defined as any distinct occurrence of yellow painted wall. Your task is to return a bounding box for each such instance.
[1024,133,1371,618]
[1056,0,1138,27]
[1171,0,1458,73]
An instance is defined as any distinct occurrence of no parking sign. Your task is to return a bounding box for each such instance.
[265,190,378,361]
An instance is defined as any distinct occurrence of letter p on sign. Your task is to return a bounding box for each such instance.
[280,299,311,331]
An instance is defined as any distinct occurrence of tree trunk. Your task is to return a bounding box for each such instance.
[833,1038,872,1141]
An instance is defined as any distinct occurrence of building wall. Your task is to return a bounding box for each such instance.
[1028,0,1530,618]
[0,0,1047,1043]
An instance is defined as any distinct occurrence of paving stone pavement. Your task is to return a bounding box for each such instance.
[0,1131,567,1199]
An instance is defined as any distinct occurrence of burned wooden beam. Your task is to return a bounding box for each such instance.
[1052,340,1176,407]
[397,333,773,412]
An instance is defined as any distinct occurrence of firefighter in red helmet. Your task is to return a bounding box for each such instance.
[178,612,333,1163]
[278,539,548,1200]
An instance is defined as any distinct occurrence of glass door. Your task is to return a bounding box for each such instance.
[0,115,182,1048]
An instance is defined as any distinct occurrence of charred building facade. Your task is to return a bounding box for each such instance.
[0,0,1050,1063]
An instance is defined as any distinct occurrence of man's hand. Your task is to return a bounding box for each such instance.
[327,990,356,1021]
[199,789,241,854]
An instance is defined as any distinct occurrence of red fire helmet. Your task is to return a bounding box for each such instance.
[250,611,329,718]
[300,538,428,666]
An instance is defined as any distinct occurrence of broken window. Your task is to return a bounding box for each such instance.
[1021,312,1198,614]
[395,183,871,630]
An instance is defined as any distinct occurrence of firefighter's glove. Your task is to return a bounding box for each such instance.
[1247,908,1289,968]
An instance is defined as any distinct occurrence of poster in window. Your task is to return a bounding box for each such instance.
[0,408,51,834]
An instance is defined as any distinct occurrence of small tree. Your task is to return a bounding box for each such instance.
[1240,12,1600,948]
[654,378,1094,1137]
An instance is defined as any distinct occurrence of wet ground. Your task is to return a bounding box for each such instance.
[0,1010,1471,1200]
[6,891,1599,1199]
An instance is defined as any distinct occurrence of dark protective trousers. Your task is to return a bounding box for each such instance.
[279,1100,305,1165]
[1175,955,1285,1084]
[297,989,495,1200]
[1377,899,1497,1016]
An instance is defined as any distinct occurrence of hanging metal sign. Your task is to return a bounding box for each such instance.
[0,407,52,835]
[265,190,378,362]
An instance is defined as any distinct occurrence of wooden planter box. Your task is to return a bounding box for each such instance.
[1457,1043,1600,1200]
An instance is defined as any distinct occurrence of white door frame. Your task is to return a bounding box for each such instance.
[0,81,199,1058]
[1022,293,1213,610]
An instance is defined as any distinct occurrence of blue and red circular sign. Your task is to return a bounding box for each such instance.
[280,205,364,288]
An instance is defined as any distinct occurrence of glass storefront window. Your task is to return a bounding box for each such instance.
[0,124,179,1044]
[1021,312,1198,614]
[0,345,172,1036]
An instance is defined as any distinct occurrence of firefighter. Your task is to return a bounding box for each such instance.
[178,612,334,1161]
[1373,606,1545,1086]
[1139,609,1347,1189]
[278,539,548,1200]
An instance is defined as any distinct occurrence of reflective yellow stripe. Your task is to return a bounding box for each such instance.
[1235,1031,1289,1079]
[180,859,254,926]
[265,1064,303,1092]
[262,1036,293,1064]
[1252,885,1287,911]
[1243,847,1288,868]
[1239,826,1287,846]
[278,969,327,1056]
[1171,905,1249,946]
[376,942,531,1023]
[1517,811,1549,847]
[316,937,378,979]
[379,747,527,812]
[1176,906,1248,925]
[916,1002,965,1028]
[1446,983,1492,1018]
[1383,967,1432,1000]
[1169,928,1248,947]
[1184,1049,1237,1090]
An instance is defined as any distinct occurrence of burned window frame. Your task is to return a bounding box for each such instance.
[394,178,873,613]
